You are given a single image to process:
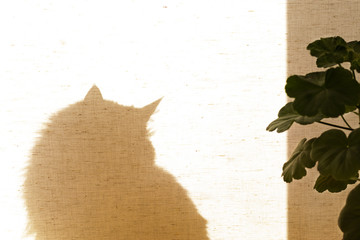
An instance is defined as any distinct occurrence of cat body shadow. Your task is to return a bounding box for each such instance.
[23,86,209,240]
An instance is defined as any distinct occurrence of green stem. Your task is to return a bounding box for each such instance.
[352,69,357,82]
[352,70,359,127]
[317,121,353,131]
[341,115,353,130]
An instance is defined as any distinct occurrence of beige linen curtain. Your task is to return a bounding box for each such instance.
[288,1,360,239]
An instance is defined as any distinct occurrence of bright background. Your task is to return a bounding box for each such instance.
[0,1,287,239]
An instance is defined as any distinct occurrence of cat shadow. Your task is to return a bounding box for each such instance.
[23,86,209,240]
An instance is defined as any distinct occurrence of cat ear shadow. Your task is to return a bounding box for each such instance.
[142,97,163,117]
[84,86,162,115]
[84,85,103,102]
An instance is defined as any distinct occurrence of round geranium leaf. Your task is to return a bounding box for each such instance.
[338,184,360,240]
[348,41,360,53]
[345,105,357,114]
[306,36,348,68]
[285,67,360,117]
[266,102,324,133]
[311,129,360,180]
[282,138,316,183]
[314,174,357,193]
[347,41,360,73]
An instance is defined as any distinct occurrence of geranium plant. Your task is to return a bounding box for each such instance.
[267,36,360,240]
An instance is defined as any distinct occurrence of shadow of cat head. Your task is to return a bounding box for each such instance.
[23,86,209,240]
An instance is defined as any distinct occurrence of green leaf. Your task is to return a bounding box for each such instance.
[266,102,323,133]
[307,36,348,68]
[339,184,360,240]
[345,105,357,114]
[347,41,360,73]
[314,174,357,193]
[282,138,316,183]
[311,129,360,180]
[348,41,360,53]
[285,67,360,117]
[306,37,360,73]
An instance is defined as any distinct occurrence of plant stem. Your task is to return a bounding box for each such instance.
[341,115,353,130]
[317,121,353,131]
[352,69,357,82]
[351,70,359,126]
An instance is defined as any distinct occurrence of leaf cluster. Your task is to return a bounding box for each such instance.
[267,36,360,240]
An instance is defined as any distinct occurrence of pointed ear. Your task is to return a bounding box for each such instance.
[141,97,163,118]
[84,85,103,102]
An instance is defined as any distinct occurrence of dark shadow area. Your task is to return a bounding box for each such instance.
[23,86,209,240]
[287,1,360,239]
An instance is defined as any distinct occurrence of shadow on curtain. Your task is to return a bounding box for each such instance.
[23,86,209,240]
[287,1,360,239]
